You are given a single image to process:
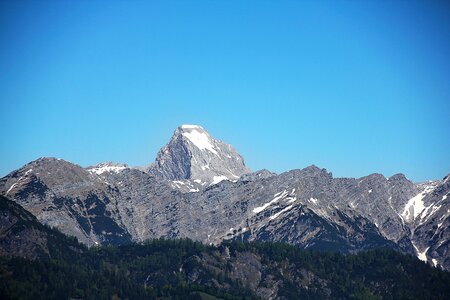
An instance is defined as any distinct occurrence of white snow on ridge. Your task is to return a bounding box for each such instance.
[6,169,32,195]
[182,129,218,155]
[89,165,126,175]
[273,191,283,197]
[270,205,294,220]
[401,185,435,221]
[212,175,228,185]
[420,204,442,222]
[253,190,289,214]
[172,180,186,189]
[181,124,202,129]
[287,197,297,203]
[6,183,18,195]
[170,180,202,192]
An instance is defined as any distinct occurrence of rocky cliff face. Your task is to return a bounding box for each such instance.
[405,176,450,269]
[148,125,250,185]
[0,125,449,270]
[0,158,132,246]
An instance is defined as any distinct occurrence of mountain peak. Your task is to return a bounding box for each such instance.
[179,124,204,130]
[148,125,250,183]
[175,124,219,156]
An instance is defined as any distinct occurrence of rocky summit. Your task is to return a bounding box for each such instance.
[0,125,449,271]
[148,125,250,185]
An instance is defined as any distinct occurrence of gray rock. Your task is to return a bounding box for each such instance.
[148,125,250,184]
[0,125,449,271]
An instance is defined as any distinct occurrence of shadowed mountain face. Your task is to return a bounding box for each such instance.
[0,195,84,260]
[0,125,449,270]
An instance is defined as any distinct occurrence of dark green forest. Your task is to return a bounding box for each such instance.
[1,238,450,300]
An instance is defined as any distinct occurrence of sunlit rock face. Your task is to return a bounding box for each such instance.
[1,125,449,270]
[148,125,250,185]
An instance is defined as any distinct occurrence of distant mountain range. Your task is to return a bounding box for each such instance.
[1,124,449,270]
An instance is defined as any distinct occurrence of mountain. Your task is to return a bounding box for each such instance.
[406,175,450,269]
[0,124,449,271]
[148,125,250,185]
[0,157,134,246]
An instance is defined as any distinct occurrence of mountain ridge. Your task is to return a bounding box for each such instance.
[1,125,449,271]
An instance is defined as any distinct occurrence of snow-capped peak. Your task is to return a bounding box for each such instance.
[180,124,203,130]
[179,125,218,155]
[148,125,251,183]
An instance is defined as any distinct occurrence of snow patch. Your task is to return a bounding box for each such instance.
[6,183,18,195]
[181,124,202,129]
[273,191,283,197]
[432,259,438,267]
[270,205,294,220]
[401,185,435,221]
[89,165,126,175]
[413,244,429,262]
[421,204,442,221]
[212,175,228,185]
[287,197,297,203]
[229,172,239,178]
[309,198,318,204]
[253,190,289,214]
[182,129,218,155]
[194,179,202,184]
[368,189,372,193]
[443,194,448,200]
[5,169,32,195]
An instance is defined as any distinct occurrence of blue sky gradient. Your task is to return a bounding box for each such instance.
[1,1,449,181]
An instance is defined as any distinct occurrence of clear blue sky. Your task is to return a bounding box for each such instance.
[1,1,449,182]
